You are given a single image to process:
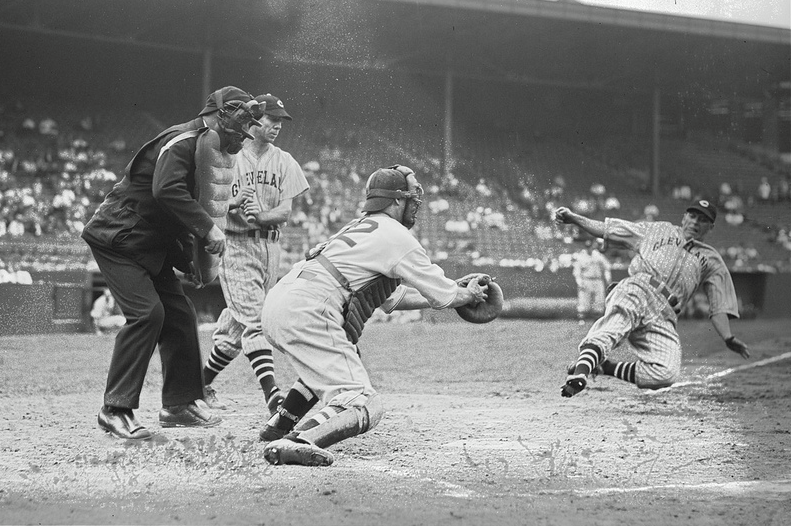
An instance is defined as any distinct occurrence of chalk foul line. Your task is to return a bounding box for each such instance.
[655,350,791,391]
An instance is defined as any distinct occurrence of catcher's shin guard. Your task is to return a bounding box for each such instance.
[295,394,384,449]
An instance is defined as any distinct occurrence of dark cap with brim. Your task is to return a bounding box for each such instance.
[199,86,254,116]
[686,199,717,222]
[361,167,409,213]
[254,94,292,120]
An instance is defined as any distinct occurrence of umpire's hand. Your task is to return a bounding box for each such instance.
[204,225,226,257]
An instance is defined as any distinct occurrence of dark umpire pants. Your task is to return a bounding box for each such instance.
[88,243,204,409]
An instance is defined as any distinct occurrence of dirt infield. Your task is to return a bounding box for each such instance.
[1,319,790,525]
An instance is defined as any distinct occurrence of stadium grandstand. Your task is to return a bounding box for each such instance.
[0,0,789,333]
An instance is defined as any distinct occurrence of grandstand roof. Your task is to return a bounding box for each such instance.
[0,0,788,100]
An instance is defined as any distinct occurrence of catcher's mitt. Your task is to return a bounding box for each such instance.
[455,273,504,324]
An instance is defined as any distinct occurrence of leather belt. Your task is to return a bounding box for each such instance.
[225,229,280,242]
[648,276,680,311]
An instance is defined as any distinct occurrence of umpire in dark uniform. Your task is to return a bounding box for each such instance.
[82,86,261,440]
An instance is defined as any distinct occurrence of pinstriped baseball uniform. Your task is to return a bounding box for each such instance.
[572,247,611,318]
[212,144,309,358]
[262,214,458,407]
[581,218,739,387]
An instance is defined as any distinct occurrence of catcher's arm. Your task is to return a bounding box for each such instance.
[392,280,487,310]
[710,312,750,359]
[554,206,605,238]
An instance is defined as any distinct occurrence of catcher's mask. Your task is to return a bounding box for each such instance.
[361,165,423,224]
[201,87,262,154]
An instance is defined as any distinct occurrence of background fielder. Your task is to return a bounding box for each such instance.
[572,239,611,325]
[554,199,750,397]
[201,94,309,415]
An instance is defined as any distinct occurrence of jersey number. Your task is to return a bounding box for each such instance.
[335,218,379,247]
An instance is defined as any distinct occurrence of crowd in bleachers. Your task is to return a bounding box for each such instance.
[1,99,791,279]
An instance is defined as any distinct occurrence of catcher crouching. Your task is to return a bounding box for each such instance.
[259,164,502,466]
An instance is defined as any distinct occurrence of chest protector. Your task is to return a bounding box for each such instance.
[309,252,400,344]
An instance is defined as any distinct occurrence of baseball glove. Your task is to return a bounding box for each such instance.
[455,273,504,324]
[725,335,750,359]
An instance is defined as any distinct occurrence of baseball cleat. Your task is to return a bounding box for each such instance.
[561,374,587,398]
[259,424,287,442]
[566,362,602,379]
[202,385,228,410]
[263,437,334,467]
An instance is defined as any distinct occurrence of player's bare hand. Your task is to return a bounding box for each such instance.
[242,198,261,225]
[725,336,750,359]
[466,279,488,304]
[553,207,572,225]
[204,224,226,257]
[239,186,257,201]
[184,262,204,289]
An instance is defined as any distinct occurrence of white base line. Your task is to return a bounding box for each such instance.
[367,464,481,499]
[654,351,791,392]
[530,478,791,497]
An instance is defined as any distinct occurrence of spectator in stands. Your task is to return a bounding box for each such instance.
[38,117,58,136]
[603,194,621,211]
[723,193,745,226]
[445,218,471,234]
[19,117,36,135]
[757,177,772,202]
[482,207,506,230]
[7,213,25,237]
[672,184,692,200]
[548,175,565,200]
[466,207,483,229]
[643,204,659,222]
[718,182,733,207]
[428,197,449,214]
[91,288,125,335]
[778,174,790,202]
[475,178,492,198]
[0,260,11,283]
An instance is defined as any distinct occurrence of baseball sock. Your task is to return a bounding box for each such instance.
[203,347,234,385]
[291,406,344,434]
[571,344,603,376]
[600,360,637,384]
[247,349,280,402]
[267,379,319,432]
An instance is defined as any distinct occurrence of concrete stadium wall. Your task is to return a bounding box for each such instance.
[3,267,788,336]
[0,282,87,336]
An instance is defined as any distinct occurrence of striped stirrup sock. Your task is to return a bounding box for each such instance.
[203,347,233,385]
[601,360,637,384]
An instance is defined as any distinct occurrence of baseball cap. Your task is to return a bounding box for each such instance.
[254,94,292,120]
[199,86,255,116]
[686,199,717,222]
[361,166,411,213]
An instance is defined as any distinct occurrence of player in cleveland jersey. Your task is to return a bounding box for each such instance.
[554,200,750,397]
[201,94,309,415]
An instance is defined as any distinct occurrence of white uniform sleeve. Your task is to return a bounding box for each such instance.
[389,246,458,309]
[380,285,409,313]
[604,217,646,251]
[279,151,310,201]
[702,259,740,318]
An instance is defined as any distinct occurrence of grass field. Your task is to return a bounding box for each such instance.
[1,317,790,525]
